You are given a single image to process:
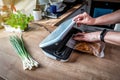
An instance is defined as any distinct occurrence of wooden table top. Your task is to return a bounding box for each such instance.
[0,23,120,80]
[0,3,120,80]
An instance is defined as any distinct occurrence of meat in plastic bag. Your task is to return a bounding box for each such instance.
[74,41,105,58]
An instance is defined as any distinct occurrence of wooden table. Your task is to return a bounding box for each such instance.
[0,3,120,80]
[1,23,120,80]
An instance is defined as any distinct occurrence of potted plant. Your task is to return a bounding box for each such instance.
[3,11,33,32]
[32,0,42,21]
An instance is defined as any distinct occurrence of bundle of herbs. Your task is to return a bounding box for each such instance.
[5,11,33,30]
[9,35,39,70]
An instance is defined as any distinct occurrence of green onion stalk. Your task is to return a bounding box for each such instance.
[9,35,39,70]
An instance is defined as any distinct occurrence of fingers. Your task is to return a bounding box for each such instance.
[73,12,88,25]
[73,36,85,41]
[73,12,87,20]
[73,31,101,42]
[73,33,85,41]
[74,32,84,36]
[73,14,84,22]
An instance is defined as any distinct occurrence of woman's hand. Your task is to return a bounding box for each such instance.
[73,12,95,25]
[73,31,101,42]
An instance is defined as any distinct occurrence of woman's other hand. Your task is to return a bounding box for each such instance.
[73,32,101,42]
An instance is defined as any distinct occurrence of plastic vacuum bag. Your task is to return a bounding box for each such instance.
[74,41,105,58]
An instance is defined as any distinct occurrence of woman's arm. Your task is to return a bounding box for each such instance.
[73,31,120,46]
[94,10,120,25]
[104,31,120,45]
[73,9,120,25]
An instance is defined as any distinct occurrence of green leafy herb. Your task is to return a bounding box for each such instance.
[5,11,33,30]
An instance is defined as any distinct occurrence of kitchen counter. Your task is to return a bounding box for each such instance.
[32,3,84,27]
[1,24,120,80]
[0,3,120,80]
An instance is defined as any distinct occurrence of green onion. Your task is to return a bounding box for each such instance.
[9,34,39,70]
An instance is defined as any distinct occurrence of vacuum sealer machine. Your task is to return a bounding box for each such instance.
[39,18,82,62]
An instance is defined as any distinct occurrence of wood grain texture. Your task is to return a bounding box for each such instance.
[0,24,120,80]
[0,2,120,79]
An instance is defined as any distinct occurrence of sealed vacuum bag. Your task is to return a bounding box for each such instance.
[74,41,105,58]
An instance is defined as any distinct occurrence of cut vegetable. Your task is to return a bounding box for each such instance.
[9,34,39,70]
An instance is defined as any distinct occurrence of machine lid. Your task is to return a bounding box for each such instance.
[39,18,75,48]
